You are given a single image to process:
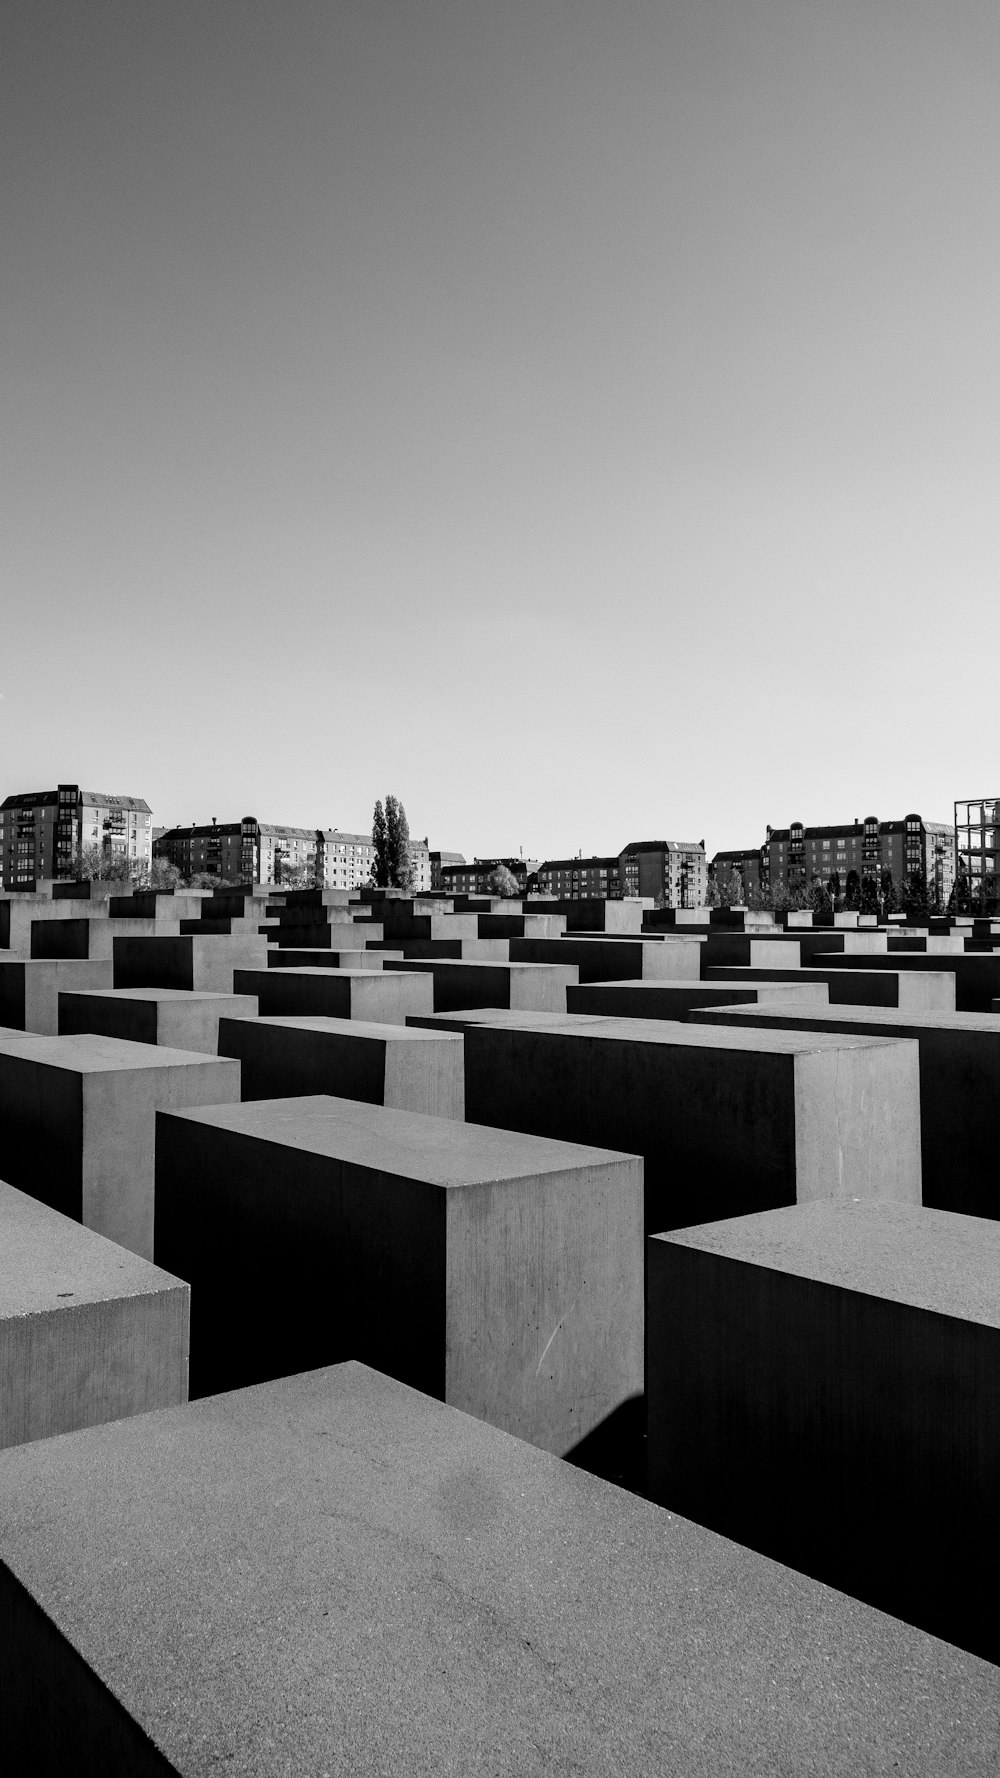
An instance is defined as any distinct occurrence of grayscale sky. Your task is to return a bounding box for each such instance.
[3,1,998,858]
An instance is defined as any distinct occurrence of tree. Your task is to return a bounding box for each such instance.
[880,869,899,916]
[385,794,414,890]
[68,842,135,883]
[487,865,520,898]
[371,800,389,888]
[902,868,928,921]
[844,869,861,911]
[810,875,832,916]
[860,874,880,916]
[145,857,182,891]
[948,861,972,916]
[827,871,841,908]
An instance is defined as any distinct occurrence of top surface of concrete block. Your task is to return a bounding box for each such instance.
[0,1032,232,1075]
[0,1360,997,1776]
[243,1015,463,1046]
[0,1178,183,1317]
[693,1004,1000,1035]
[656,1199,1000,1329]
[497,1017,912,1060]
[169,1093,633,1183]
[60,987,247,1005]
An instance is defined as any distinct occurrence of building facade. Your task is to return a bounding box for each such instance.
[619,840,708,909]
[533,856,624,899]
[439,857,537,896]
[763,815,955,905]
[429,850,466,891]
[954,797,1000,901]
[0,785,152,889]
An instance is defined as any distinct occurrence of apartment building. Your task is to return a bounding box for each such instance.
[0,785,152,889]
[320,830,377,891]
[155,818,322,886]
[619,839,708,909]
[534,856,623,899]
[439,857,537,895]
[763,815,955,904]
[429,850,465,891]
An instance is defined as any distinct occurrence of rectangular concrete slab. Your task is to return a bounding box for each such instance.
[407,1008,613,1035]
[811,950,1000,1013]
[29,916,161,961]
[704,963,956,1011]
[113,933,269,993]
[392,957,577,1013]
[462,1019,922,1233]
[2,1362,997,1776]
[218,1015,465,1118]
[266,947,394,969]
[0,958,114,1034]
[233,966,434,1024]
[0,1179,188,1450]
[510,935,702,982]
[269,919,385,948]
[0,1033,240,1260]
[567,979,831,1019]
[154,1094,642,1455]
[647,1200,1000,1663]
[687,1002,1000,1217]
[58,987,258,1055]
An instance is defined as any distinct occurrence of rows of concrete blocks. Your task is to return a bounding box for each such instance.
[4,886,1000,1766]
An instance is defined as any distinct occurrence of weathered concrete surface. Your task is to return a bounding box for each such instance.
[0,1033,240,1260]
[510,935,701,982]
[477,913,567,938]
[269,919,385,948]
[567,979,831,1020]
[811,950,1000,1013]
[368,937,512,962]
[392,958,577,1013]
[462,1020,922,1233]
[0,1179,188,1450]
[2,1362,997,1777]
[108,893,210,921]
[113,933,269,993]
[648,1200,1000,1663]
[266,947,395,969]
[687,1002,1000,1218]
[155,1097,642,1453]
[407,1008,612,1035]
[0,958,114,1034]
[233,966,433,1025]
[218,1015,465,1118]
[1,899,106,957]
[58,987,258,1055]
[704,963,956,1011]
[30,917,161,962]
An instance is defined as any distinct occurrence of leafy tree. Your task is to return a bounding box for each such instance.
[948,861,972,916]
[902,868,928,920]
[880,870,899,916]
[844,869,861,911]
[68,842,135,883]
[810,875,832,915]
[385,795,414,890]
[145,858,182,890]
[371,800,389,888]
[487,865,520,898]
[860,874,880,916]
[827,871,841,908]
[703,876,721,908]
[786,874,812,911]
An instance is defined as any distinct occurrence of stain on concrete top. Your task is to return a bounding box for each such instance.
[0,1179,185,1316]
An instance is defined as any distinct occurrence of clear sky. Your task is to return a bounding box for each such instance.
[3,1,998,859]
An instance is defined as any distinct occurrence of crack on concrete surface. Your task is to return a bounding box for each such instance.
[535,1294,580,1377]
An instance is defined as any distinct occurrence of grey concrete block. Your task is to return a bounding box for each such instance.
[0,1180,188,1451]
[154,1095,642,1454]
[407,1009,612,1035]
[113,933,269,993]
[704,963,956,1011]
[0,1034,240,1260]
[567,979,831,1019]
[462,1020,922,1233]
[0,958,114,1034]
[233,966,433,1024]
[647,1200,1000,1662]
[218,1015,465,1117]
[686,1002,1000,1219]
[392,957,577,1013]
[812,950,1000,1013]
[58,988,258,1055]
[269,919,385,948]
[29,917,161,961]
[2,1362,997,1776]
[510,935,702,982]
[266,947,395,969]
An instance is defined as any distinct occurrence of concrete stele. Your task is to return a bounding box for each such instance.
[218,1015,465,1118]
[0,1179,188,1450]
[154,1093,642,1454]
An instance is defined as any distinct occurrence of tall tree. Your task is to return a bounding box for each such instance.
[881,869,899,916]
[844,869,861,911]
[385,794,414,890]
[371,800,389,888]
